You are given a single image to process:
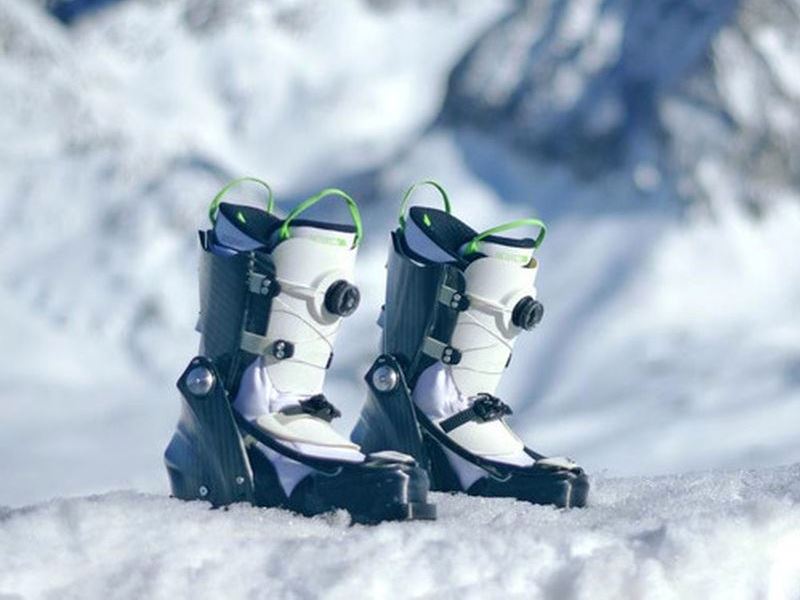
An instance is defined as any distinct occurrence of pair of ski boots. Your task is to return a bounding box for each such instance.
[164,177,589,524]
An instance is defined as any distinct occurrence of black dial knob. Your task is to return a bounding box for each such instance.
[511,296,543,330]
[324,280,360,317]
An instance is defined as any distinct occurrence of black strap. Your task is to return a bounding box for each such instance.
[226,251,272,389]
[439,394,513,433]
[414,408,512,482]
[421,337,462,365]
[240,250,279,344]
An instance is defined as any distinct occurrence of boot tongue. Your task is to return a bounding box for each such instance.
[213,210,263,251]
[212,202,285,251]
[404,207,537,266]
[403,211,464,263]
[460,239,535,267]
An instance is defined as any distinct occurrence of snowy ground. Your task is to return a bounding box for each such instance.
[3,465,800,600]
[1,1,800,598]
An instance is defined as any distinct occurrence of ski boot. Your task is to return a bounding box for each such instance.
[352,181,589,508]
[164,177,436,523]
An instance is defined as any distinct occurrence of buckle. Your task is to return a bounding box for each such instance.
[471,394,513,421]
[439,393,513,433]
[299,394,341,422]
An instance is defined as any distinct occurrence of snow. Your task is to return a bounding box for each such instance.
[0,0,513,508]
[2,465,800,599]
[1,1,800,597]
[0,293,169,508]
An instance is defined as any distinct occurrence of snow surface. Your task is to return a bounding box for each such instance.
[1,1,800,597]
[3,465,800,599]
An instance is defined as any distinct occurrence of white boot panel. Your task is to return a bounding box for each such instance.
[449,253,538,398]
[234,358,364,496]
[404,231,543,489]
[412,362,534,489]
[263,226,358,396]
[412,363,578,490]
[403,226,540,399]
[254,412,361,450]
[464,238,536,265]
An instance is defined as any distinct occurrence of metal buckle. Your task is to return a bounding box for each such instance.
[471,394,513,421]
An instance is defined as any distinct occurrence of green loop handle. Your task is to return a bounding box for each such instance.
[279,188,363,248]
[464,218,547,255]
[208,177,274,223]
[398,180,452,229]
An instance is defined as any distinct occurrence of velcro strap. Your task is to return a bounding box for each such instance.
[421,337,462,365]
[439,409,475,433]
[439,394,513,433]
[437,285,470,311]
[240,332,333,369]
[425,339,510,376]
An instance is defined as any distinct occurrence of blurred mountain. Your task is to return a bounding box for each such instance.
[0,0,504,374]
[44,0,124,23]
[442,0,800,213]
[0,0,798,505]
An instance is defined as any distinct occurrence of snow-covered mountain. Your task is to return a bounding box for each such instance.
[0,1,799,595]
[2,0,799,497]
[443,0,800,214]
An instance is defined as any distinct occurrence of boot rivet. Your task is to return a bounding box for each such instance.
[372,365,399,392]
[235,476,245,485]
[186,367,215,396]
[271,340,295,360]
[198,485,209,497]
